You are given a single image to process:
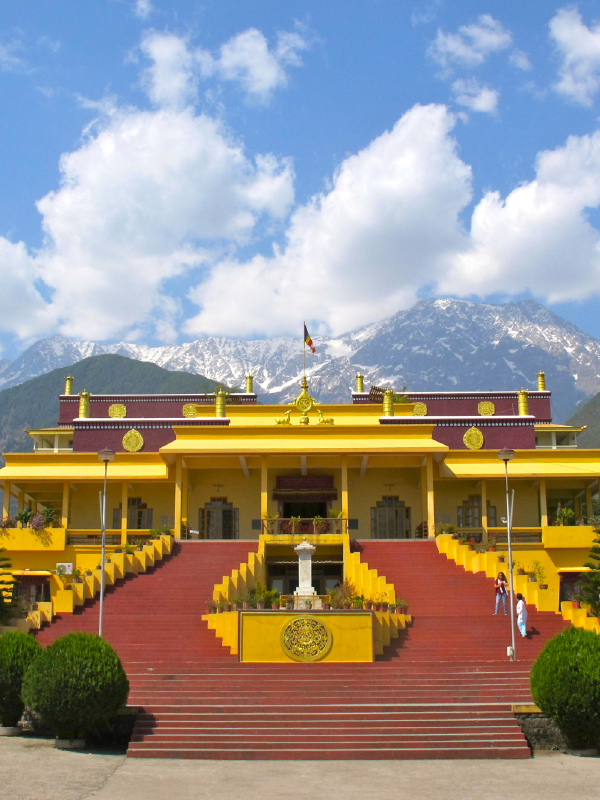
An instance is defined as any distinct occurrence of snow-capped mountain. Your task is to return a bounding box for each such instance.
[1,299,599,421]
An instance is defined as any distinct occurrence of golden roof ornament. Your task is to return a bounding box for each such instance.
[64,375,74,395]
[382,388,395,417]
[78,391,90,419]
[215,390,227,418]
[537,371,546,391]
[478,401,495,416]
[412,402,427,416]
[182,403,198,418]
[294,376,316,413]
[245,374,254,394]
[518,388,530,416]
[355,373,364,393]
[123,429,144,452]
[463,427,484,450]
[108,403,127,418]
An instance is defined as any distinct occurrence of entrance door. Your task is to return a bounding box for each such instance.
[200,498,239,539]
[371,497,410,539]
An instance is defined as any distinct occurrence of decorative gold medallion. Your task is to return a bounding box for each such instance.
[182,403,198,418]
[294,376,315,413]
[281,616,332,662]
[122,429,144,452]
[478,401,495,416]
[108,403,126,418]
[412,402,427,416]
[463,426,484,450]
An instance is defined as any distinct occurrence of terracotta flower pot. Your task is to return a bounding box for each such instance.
[323,602,330,610]
[343,603,350,610]
[517,569,525,575]
[572,601,581,609]
[497,556,505,563]
[217,606,223,613]
[224,604,232,612]
[365,601,373,610]
[539,584,548,590]
[388,604,397,613]
[374,603,382,612]
[256,600,265,610]
[242,601,250,610]
[488,545,496,552]
[271,602,280,610]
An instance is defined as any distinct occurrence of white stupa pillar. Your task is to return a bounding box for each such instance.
[294,538,317,606]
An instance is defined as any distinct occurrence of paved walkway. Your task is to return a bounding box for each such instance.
[3,737,600,800]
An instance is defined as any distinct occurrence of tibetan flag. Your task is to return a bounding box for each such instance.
[304,324,316,354]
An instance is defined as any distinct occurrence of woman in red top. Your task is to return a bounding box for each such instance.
[494,572,508,615]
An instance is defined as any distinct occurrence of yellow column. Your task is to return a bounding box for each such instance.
[2,480,11,518]
[121,482,128,545]
[61,482,69,529]
[260,456,268,518]
[539,479,548,527]
[420,465,427,534]
[17,490,24,518]
[586,486,594,522]
[174,456,183,538]
[341,455,349,518]
[481,479,488,544]
[426,456,435,538]
[182,464,189,533]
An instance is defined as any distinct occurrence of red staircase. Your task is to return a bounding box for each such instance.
[36,540,569,760]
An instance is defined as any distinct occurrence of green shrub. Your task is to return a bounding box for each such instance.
[22,632,129,739]
[0,631,42,726]
[531,627,600,748]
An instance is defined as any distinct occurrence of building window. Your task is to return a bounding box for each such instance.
[199,497,239,539]
[112,497,153,530]
[371,496,410,539]
[457,495,496,528]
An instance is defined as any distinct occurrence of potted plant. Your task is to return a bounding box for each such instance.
[285,598,294,610]
[322,598,330,610]
[216,599,225,614]
[84,569,92,577]
[271,600,280,610]
[231,598,240,611]
[114,547,123,554]
[224,602,232,613]
[556,506,576,526]
[572,593,582,610]
[516,563,525,576]
[72,568,83,584]
[313,515,329,534]
[364,599,373,610]
[531,560,547,588]
[14,508,34,529]
[488,532,497,552]
[304,599,313,610]
[497,554,506,563]
[467,537,477,551]
[352,596,363,609]
[388,601,397,613]
[123,543,134,555]
[206,599,217,614]
[0,516,17,529]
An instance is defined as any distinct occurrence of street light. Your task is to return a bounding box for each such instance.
[497,448,517,661]
[97,448,115,638]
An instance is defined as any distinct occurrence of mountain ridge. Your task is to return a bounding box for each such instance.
[2,298,600,421]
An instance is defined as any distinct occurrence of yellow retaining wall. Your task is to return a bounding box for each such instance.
[203,609,410,659]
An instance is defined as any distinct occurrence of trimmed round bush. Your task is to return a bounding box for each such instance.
[0,631,42,726]
[531,626,600,749]
[22,632,129,739]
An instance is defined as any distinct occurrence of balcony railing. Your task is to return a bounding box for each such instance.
[261,518,347,536]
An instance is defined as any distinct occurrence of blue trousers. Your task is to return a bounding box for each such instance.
[495,593,508,614]
[518,619,527,637]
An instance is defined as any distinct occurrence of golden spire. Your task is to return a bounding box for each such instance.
[536,371,546,391]
[355,373,364,393]
[78,391,91,418]
[518,388,529,416]
[245,374,254,394]
[64,375,74,395]
[215,390,227,418]
[382,388,395,417]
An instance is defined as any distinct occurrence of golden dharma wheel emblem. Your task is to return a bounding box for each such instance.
[182,403,198,418]
[122,429,144,453]
[108,403,126,418]
[412,402,427,416]
[478,401,495,416]
[463,426,484,450]
[281,616,332,662]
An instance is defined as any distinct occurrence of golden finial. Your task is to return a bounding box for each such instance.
[245,374,254,394]
[64,375,74,395]
[355,373,364,393]
[215,390,227,418]
[536,371,546,391]
[78,390,91,418]
[518,388,529,416]
[382,388,395,417]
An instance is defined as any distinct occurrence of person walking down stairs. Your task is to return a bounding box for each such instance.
[516,593,528,638]
[494,572,508,615]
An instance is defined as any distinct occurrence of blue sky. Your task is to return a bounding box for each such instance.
[1,1,600,357]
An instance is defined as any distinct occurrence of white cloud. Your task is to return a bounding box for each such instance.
[198,27,310,103]
[550,7,600,106]
[442,129,600,302]
[140,31,198,109]
[185,104,472,337]
[0,239,49,340]
[451,78,498,113]
[135,0,152,19]
[0,39,26,72]
[429,14,512,72]
[509,49,531,71]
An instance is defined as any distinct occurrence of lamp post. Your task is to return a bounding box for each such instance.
[497,448,517,661]
[97,448,115,638]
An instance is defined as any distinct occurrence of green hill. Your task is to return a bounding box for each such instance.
[0,354,220,455]
[567,393,600,448]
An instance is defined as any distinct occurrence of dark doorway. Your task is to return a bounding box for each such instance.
[282,501,327,518]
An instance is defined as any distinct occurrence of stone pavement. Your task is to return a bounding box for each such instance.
[2,736,600,800]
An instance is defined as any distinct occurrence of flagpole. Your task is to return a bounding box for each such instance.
[303,320,306,377]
